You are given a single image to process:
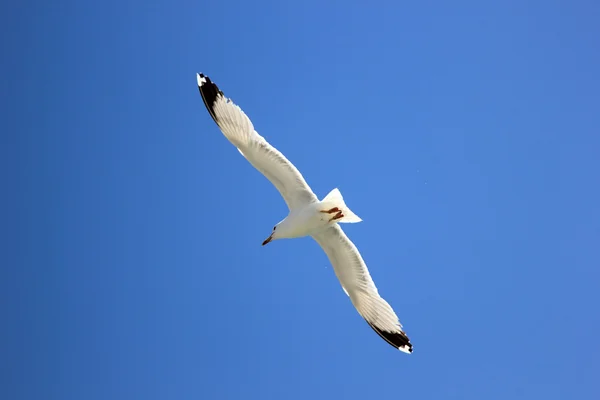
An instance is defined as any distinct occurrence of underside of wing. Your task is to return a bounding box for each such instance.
[196,73,317,210]
[366,320,413,354]
[312,225,413,353]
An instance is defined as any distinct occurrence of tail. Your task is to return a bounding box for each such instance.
[322,188,362,223]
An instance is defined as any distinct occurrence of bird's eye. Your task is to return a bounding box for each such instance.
[273,226,276,231]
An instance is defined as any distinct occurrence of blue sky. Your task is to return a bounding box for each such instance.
[4,0,600,399]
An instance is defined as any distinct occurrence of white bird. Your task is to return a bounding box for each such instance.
[196,73,413,353]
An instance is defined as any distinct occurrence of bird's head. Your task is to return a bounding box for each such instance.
[262,223,281,246]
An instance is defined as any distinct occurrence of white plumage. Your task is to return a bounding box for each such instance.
[196,73,413,353]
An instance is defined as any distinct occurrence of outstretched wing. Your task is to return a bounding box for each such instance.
[197,73,317,210]
[312,225,413,353]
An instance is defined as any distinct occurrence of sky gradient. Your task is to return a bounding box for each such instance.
[4,1,600,399]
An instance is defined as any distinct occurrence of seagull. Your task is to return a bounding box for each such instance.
[196,73,413,353]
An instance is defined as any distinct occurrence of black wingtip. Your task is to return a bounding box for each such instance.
[366,321,413,353]
[196,72,222,124]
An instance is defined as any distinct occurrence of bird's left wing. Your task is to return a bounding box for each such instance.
[196,73,317,210]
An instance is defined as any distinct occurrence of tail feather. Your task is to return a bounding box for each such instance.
[322,188,362,223]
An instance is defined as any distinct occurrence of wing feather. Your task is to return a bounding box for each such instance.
[196,73,317,210]
[312,225,413,353]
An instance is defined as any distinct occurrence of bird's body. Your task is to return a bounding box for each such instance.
[265,187,362,244]
[196,73,413,354]
[272,200,333,239]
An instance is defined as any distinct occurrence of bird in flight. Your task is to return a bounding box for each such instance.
[196,73,413,353]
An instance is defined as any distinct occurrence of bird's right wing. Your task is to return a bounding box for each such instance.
[196,73,317,211]
[312,225,413,353]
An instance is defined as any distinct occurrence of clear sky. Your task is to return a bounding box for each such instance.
[5,1,600,399]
